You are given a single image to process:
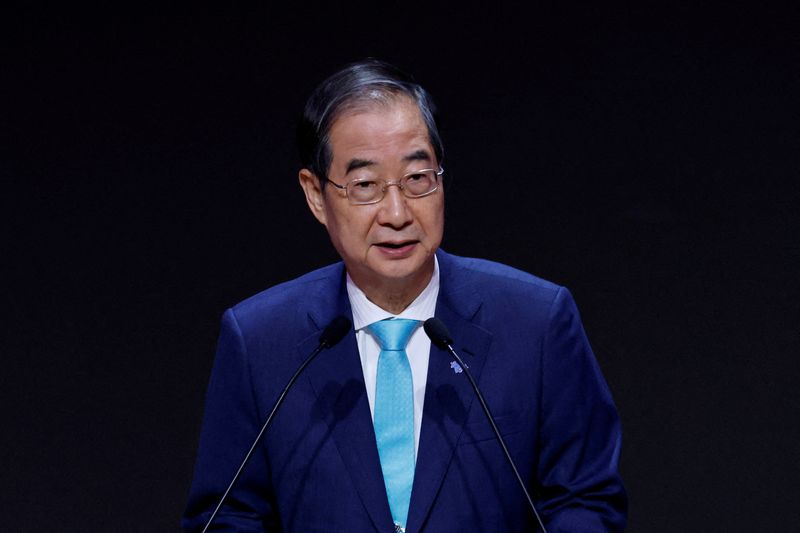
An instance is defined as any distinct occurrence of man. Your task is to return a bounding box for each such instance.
[183,59,627,532]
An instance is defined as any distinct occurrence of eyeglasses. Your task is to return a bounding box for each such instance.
[325,167,444,205]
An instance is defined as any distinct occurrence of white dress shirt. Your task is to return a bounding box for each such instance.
[345,256,440,457]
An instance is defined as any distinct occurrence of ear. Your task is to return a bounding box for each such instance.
[299,168,328,226]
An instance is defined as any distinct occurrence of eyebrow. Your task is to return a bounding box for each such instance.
[344,149,433,175]
[403,149,432,163]
[344,158,375,174]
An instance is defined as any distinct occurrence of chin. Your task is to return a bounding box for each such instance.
[373,255,433,282]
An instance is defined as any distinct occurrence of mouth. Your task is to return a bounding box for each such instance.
[375,240,418,249]
[374,240,420,256]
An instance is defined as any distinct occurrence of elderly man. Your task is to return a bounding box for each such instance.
[183,59,627,532]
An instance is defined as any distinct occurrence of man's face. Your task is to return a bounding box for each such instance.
[300,96,444,295]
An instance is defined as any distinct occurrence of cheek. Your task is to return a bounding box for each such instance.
[423,200,445,238]
[325,205,374,247]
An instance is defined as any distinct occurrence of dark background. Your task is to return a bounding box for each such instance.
[4,4,799,531]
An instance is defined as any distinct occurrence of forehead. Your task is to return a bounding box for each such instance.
[327,97,433,169]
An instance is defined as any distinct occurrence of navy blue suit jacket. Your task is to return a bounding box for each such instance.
[183,251,627,531]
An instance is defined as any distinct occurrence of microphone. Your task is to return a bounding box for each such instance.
[202,315,351,533]
[319,315,352,347]
[423,318,548,533]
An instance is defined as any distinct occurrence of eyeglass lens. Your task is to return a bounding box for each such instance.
[347,170,438,204]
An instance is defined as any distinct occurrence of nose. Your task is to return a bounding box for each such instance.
[376,183,413,229]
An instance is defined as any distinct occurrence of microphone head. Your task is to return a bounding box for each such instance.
[423,317,453,349]
[320,315,351,347]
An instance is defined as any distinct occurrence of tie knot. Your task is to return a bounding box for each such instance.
[367,318,420,351]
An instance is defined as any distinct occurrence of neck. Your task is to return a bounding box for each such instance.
[350,262,434,315]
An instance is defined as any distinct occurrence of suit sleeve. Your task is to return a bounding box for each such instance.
[536,287,628,532]
[182,309,280,532]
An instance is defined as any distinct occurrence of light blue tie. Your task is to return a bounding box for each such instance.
[367,318,419,532]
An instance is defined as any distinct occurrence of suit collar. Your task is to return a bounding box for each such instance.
[302,250,478,327]
[434,249,484,321]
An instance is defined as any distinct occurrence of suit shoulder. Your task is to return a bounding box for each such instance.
[228,262,344,324]
[448,254,563,297]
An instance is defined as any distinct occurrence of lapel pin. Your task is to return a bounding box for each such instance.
[450,360,464,374]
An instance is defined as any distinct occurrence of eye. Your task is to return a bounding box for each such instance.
[347,178,382,202]
[352,179,378,189]
[404,171,436,195]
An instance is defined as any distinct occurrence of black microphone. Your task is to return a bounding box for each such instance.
[202,315,351,533]
[319,315,352,347]
[423,318,549,533]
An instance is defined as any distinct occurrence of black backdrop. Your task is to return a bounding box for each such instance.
[5,4,799,532]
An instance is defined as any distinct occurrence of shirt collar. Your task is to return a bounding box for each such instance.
[346,255,440,331]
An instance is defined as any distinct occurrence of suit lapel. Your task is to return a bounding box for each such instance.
[406,251,494,532]
[296,253,493,532]
[301,269,394,532]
